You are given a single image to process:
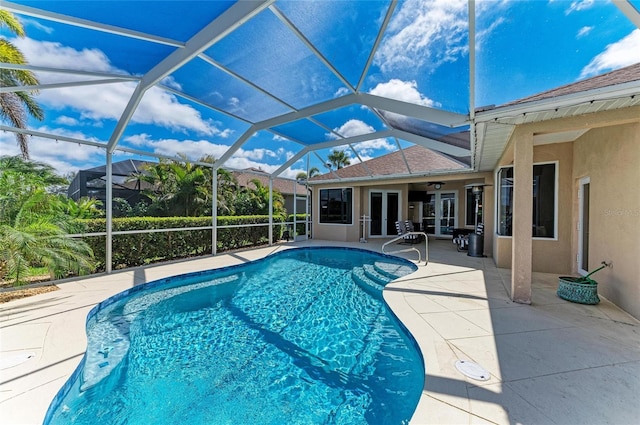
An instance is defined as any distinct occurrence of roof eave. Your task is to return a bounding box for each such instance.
[308,167,474,186]
[475,79,640,123]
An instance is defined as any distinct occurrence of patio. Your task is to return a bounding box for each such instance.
[1,239,639,424]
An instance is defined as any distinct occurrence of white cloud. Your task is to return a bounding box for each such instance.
[272,134,289,142]
[11,38,232,136]
[122,133,293,172]
[576,26,593,39]
[20,18,54,35]
[331,119,376,138]
[375,0,468,73]
[334,87,351,98]
[326,119,395,156]
[368,79,439,107]
[565,0,595,15]
[579,30,640,79]
[0,128,105,175]
[54,115,80,126]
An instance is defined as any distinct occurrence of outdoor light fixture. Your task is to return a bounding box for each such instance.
[428,182,445,190]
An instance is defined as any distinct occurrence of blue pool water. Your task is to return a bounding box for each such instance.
[45,247,424,424]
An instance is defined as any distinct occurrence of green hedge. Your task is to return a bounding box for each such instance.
[76,215,300,271]
[287,213,309,236]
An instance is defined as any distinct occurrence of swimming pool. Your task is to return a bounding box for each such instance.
[45,247,424,424]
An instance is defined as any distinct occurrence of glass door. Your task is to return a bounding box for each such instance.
[578,177,590,275]
[422,191,457,237]
[369,190,400,237]
[439,193,456,236]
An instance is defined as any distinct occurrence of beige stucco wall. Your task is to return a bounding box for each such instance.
[310,172,494,255]
[492,105,640,319]
[494,142,574,273]
[572,122,640,319]
[312,186,361,242]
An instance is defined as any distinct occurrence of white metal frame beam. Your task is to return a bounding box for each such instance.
[0,63,141,81]
[614,0,640,27]
[106,0,274,152]
[0,78,134,93]
[2,1,183,47]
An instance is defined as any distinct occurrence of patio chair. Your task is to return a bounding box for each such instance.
[395,221,420,244]
[405,220,424,242]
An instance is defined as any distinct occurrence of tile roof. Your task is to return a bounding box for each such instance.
[503,62,640,106]
[310,144,468,182]
[233,169,307,196]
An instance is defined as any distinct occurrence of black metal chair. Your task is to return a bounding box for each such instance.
[395,221,419,244]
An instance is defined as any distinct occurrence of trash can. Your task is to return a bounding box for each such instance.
[467,233,484,257]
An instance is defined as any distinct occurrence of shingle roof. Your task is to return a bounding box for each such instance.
[233,169,307,196]
[503,62,640,106]
[310,144,468,182]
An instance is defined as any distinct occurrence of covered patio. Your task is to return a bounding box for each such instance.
[2,240,638,424]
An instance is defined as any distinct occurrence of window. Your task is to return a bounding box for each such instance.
[319,188,352,224]
[497,163,556,238]
[465,188,483,227]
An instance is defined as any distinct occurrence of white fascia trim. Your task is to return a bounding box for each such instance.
[475,80,640,123]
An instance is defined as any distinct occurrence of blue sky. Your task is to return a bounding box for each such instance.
[1,0,639,178]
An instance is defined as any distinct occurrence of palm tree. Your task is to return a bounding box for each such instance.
[296,167,320,181]
[0,158,95,284]
[327,150,351,170]
[0,10,44,159]
[0,190,95,284]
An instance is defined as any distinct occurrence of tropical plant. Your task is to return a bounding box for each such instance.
[0,10,44,159]
[0,156,67,221]
[234,179,286,218]
[55,195,104,219]
[0,156,96,284]
[327,150,351,169]
[296,166,320,181]
[0,189,95,284]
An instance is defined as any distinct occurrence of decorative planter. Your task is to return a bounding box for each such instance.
[557,277,600,305]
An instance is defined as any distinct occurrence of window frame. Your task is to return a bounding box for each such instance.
[318,187,354,225]
[495,161,558,240]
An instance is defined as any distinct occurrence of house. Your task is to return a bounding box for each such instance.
[233,168,308,216]
[67,159,153,206]
[309,63,640,319]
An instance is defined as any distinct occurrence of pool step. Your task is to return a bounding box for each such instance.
[351,267,385,299]
[363,264,391,285]
[373,261,415,280]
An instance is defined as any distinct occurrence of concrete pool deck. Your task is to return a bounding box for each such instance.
[1,239,639,424]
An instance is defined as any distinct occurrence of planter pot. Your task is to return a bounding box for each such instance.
[557,277,600,305]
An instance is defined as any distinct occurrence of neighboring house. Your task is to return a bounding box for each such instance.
[309,63,640,319]
[67,159,153,206]
[233,168,308,215]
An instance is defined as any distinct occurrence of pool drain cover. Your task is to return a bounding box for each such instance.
[455,360,490,381]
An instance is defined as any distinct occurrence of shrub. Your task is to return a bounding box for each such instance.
[77,215,289,271]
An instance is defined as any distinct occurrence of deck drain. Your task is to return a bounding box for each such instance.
[455,360,490,381]
[0,351,36,370]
